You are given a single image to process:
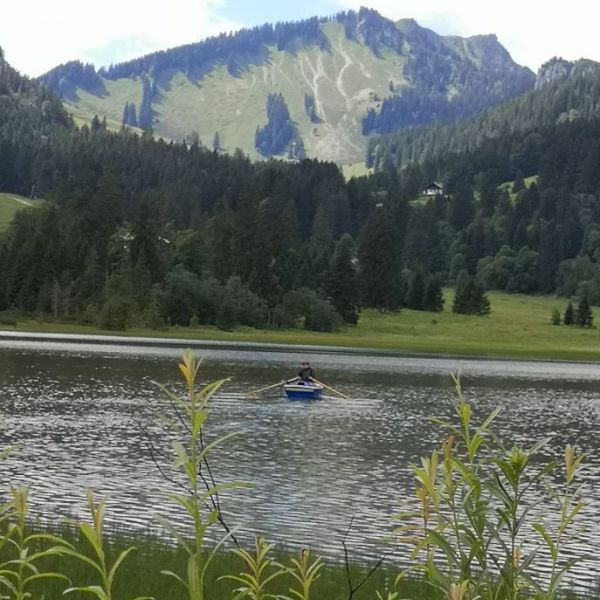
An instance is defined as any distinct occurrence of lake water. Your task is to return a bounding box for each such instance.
[0,336,598,586]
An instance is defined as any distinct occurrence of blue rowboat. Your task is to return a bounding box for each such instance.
[283,382,323,400]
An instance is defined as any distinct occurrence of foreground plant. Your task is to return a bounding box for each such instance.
[155,350,250,600]
[0,486,68,600]
[222,537,284,600]
[394,374,586,600]
[62,490,150,600]
[277,548,323,600]
[529,444,586,600]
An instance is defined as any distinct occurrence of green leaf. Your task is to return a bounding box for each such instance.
[527,437,552,456]
[107,546,136,589]
[58,548,105,577]
[63,584,108,600]
[24,572,70,586]
[79,522,103,560]
[160,570,188,590]
[156,519,193,555]
[425,530,459,565]
[198,431,242,461]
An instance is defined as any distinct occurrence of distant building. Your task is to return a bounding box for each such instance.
[420,182,444,197]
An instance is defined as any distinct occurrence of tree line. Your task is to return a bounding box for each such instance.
[3,48,600,333]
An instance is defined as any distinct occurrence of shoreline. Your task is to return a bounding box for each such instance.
[2,326,600,366]
[3,291,600,363]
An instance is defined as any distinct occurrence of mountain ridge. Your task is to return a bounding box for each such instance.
[36,8,534,164]
[367,56,600,171]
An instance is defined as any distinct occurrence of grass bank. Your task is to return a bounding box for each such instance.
[23,525,422,600]
[21,526,596,600]
[1,290,599,361]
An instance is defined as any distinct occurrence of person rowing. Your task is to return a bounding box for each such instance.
[287,361,315,385]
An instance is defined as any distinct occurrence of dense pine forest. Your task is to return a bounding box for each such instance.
[3,47,600,331]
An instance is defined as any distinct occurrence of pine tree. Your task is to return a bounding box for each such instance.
[405,270,425,310]
[326,234,359,324]
[138,75,154,130]
[576,295,594,327]
[424,275,444,312]
[453,272,490,315]
[122,102,131,127]
[563,302,574,325]
[358,206,402,311]
[448,185,475,229]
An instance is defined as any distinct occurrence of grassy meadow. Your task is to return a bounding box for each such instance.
[3,289,600,361]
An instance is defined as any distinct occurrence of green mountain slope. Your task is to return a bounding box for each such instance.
[38,9,534,164]
[368,57,600,170]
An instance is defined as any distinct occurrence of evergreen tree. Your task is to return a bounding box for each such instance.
[405,269,425,310]
[576,295,594,327]
[138,75,154,129]
[325,234,359,324]
[453,271,491,315]
[358,206,402,311]
[448,184,476,230]
[121,102,138,127]
[563,301,574,325]
[424,275,444,312]
[255,93,297,156]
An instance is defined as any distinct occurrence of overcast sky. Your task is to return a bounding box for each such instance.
[0,0,596,77]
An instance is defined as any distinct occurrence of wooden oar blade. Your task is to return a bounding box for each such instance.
[312,378,349,399]
[247,380,285,396]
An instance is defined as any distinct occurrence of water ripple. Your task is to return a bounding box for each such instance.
[0,344,598,588]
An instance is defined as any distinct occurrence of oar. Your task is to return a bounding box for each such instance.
[312,378,349,399]
[247,380,285,397]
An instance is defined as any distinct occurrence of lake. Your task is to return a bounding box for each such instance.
[0,335,598,586]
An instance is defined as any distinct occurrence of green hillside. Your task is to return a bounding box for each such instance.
[40,9,534,165]
[59,22,412,163]
[368,57,600,170]
[0,193,39,232]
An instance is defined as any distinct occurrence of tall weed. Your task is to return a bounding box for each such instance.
[394,374,586,600]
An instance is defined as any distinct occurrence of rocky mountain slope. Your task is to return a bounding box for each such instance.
[37,8,534,164]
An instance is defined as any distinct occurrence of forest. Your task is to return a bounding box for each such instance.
[3,46,600,333]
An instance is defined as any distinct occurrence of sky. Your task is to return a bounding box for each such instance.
[1,0,598,77]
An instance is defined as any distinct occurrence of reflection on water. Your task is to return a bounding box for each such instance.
[0,341,598,586]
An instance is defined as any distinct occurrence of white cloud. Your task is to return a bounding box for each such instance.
[334,0,600,70]
[0,0,241,76]
[3,1,598,76]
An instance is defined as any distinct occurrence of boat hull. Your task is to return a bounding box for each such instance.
[283,383,323,400]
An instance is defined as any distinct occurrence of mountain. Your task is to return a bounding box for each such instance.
[368,57,600,170]
[37,8,534,164]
